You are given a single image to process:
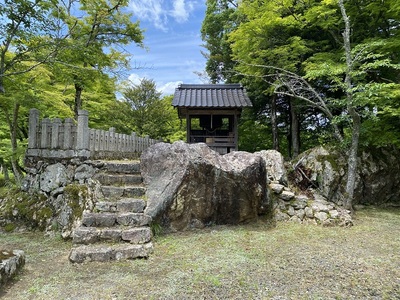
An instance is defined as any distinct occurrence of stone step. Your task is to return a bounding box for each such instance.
[72,226,152,245]
[69,242,153,263]
[101,185,146,199]
[94,173,143,186]
[95,198,146,213]
[82,212,152,227]
[103,161,141,174]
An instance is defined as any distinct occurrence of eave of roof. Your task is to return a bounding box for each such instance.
[172,83,252,108]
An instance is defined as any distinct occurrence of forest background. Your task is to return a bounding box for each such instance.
[1,0,399,208]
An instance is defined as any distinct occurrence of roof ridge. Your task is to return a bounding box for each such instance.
[172,83,252,108]
[178,83,242,89]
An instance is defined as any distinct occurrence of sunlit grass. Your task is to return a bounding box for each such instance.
[0,207,399,299]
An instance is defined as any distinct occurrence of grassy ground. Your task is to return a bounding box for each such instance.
[0,207,399,300]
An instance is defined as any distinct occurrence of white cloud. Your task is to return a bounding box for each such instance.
[129,0,166,30]
[159,81,183,96]
[127,73,182,96]
[171,0,194,23]
[129,0,196,31]
[128,73,142,85]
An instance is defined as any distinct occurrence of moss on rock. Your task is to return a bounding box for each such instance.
[64,184,89,220]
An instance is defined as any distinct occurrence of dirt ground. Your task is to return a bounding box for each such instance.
[0,207,399,300]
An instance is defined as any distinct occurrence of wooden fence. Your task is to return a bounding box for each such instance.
[26,109,160,160]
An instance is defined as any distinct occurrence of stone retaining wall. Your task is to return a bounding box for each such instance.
[269,181,353,226]
[0,158,106,238]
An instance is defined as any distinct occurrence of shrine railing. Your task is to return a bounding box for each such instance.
[26,109,160,160]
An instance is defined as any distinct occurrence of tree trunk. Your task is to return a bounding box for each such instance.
[9,102,23,185]
[270,94,280,151]
[287,101,292,158]
[290,99,300,158]
[344,108,361,210]
[0,77,5,94]
[340,0,358,211]
[0,158,9,182]
[74,82,83,120]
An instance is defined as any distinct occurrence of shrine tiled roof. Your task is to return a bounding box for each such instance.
[172,84,252,108]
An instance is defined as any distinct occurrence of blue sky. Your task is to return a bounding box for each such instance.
[127,0,208,95]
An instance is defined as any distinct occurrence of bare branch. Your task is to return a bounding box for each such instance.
[231,61,345,143]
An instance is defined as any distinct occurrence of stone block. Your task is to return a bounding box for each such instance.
[95,202,116,212]
[124,187,146,198]
[121,227,151,244]
[95,213,117,227]
[0,250,25,288]
[100,228,122,242]
[114,243,153,261]
[73,227,99,244]
[101,186,124,199]
[82,213,116,227]
[117,199,146,213]
[69,245,114,263]
[116,213,152,226]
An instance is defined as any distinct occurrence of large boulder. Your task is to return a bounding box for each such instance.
[294,146,400,206]
[255,150,287,184]
[141,141,271,231]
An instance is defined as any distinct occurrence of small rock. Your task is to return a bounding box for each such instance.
[269,183,284,194]
[292,196,308,209]
[315,211,328,222]
[303,218,318,225]
[274,210,290,221]
[287,206,295,216]
[295,209,305,220]
[311,201,330,213]
[329,210,339,219]
[305,207,314,218]
[289,215,302,223]
[279,191,295,201]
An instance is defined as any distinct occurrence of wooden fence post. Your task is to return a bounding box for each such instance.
[41,118,50,148]
[28,109,39,149]
[63,118,73,149]
[76,110,89,150]
[51,118,62,149]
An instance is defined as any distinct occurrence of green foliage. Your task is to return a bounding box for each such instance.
[222,0,400,153]
[121,79,183,141]
[150,222,163,238]
[201,0,240,83]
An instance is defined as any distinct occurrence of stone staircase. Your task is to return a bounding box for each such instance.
[69,160,153,263]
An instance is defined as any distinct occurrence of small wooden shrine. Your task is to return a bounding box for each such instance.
[172,84,252,154]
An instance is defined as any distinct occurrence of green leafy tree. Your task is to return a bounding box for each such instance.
[228,0,400,209]
[53,0,144,119]
[201,0,240,83]
[121,79,180,140]
[0,0,67,183]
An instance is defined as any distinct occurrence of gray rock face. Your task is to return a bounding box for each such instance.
[39,163,69,192]
[141,142,271,231]
[296,146,400,206]
[255,150,287,184]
